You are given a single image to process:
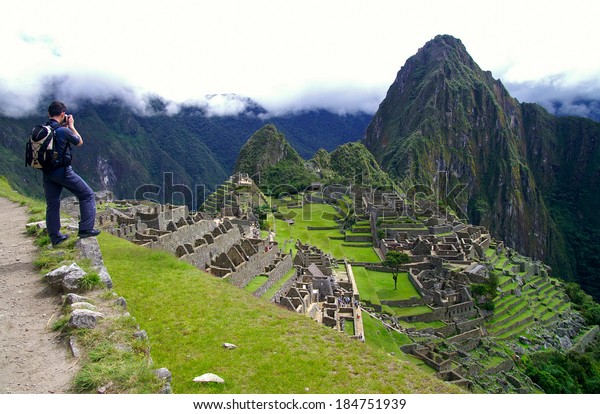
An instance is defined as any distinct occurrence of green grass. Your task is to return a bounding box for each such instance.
[243,275,269,293]
[262,267,296,300]
[98,232,460,394]
[265,203,380,262]
[362,312,413,353]
[385,305,433,317]
[343,319,355,336]
[0,176,46,222]
[352,266,420,305]
[403,320,447,330]
[71,314,164,393]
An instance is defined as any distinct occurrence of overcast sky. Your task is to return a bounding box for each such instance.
[2,0,599,118]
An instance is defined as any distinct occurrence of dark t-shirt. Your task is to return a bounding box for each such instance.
[46,119,81,168]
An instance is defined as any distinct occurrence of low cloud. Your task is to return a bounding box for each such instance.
[505,74,600,120]
[0,70,384,119]
[2,1,599,122]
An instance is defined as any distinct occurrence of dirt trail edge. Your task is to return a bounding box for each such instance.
[0,197,74,393]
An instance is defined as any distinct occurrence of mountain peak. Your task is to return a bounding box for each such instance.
[233,124,303,181]
[409,34,477,74]
[428,34,467,50]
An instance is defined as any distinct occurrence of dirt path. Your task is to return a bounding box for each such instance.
[0,197,74,393]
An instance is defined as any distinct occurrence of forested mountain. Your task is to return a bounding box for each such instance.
[362,34,600,299]
[232,124,395,195]
[0,99,370,204]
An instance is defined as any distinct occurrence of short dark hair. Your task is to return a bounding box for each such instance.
[48,101,67,117]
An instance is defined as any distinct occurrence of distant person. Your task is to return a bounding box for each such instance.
[43,101,100,246]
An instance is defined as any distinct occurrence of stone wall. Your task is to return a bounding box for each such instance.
[571,325,599,353]
[446,328,482,344]
[400,306,445,323]
[144,220,218,253]
[253,254,294,298]
[381,297,424,308]
[484,359,515,375]
[271,269,300,303]
[227,246,280,288]
[456,317,484,334]
[181,226,242,271]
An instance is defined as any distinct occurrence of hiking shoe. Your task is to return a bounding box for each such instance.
[78,229,101,239]
[51,234,69,246]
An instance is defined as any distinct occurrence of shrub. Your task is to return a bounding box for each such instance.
[78,272,102,291]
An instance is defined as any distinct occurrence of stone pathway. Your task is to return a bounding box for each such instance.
[0,197,73,393]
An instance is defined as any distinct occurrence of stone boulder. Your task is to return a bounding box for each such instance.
[63,293,90,305]
[68,309,104,329]
[154,368,173,394]
[44,262,86,292]
[75,237,113,288]
[70,302,97,311]
[193,373,224,384]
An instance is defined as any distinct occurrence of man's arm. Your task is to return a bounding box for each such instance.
[66,115,84,146]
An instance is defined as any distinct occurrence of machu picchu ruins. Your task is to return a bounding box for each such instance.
[81,173,598,393]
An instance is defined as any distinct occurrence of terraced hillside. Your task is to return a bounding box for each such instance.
[100,178,599,393]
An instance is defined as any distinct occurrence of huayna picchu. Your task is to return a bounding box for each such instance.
[363,34,600,302]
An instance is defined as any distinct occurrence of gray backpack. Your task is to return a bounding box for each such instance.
[25,124,57,169]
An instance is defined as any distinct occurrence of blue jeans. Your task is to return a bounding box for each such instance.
[43,166,96,244]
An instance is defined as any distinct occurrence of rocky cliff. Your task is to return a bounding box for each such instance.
[363,35,600,297]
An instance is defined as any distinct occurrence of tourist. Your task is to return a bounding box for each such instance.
[42,101,100,246]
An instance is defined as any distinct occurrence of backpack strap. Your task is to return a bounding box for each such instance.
[44,121,69,168]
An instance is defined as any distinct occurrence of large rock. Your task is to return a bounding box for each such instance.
[154,368,172,383]
[63,293,90,305]
[154,368,173,394]
[62,269,87,292]
[70,302,97,311]
[75,237,113,288]
[44,262,86,292]
[68,309,104,329]
[193,373,224,384]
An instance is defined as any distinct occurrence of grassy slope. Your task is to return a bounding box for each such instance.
[0,176,45,221]
[98,232,461,394]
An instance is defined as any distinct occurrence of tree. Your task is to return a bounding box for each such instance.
[383,251,410,290]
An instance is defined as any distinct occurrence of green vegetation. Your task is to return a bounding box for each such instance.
[5,184,166,394]
[264,203,379,262]
[324,142,396,188]
[71,314,164,393]
[522,342,600,393]
[361,312,413,353]
[565,282,600,325]
[0,176,46,222]
[260,160,318,196]
[382,251,410,290]
[243,275,268,293]
[98,232,460,393]
[234,124,305,184]
[353,267,419,305]
[77,271,103,291]
[262,267,296,300]
[471,271,499,311]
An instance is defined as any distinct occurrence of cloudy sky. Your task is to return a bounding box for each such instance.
[2,0,599,118]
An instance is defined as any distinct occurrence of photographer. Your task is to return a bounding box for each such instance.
[43,101,100,246]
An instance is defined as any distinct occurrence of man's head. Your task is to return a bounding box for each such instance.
[48,101,67,117]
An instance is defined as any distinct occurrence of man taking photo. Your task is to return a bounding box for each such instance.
[43,101,100,246]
